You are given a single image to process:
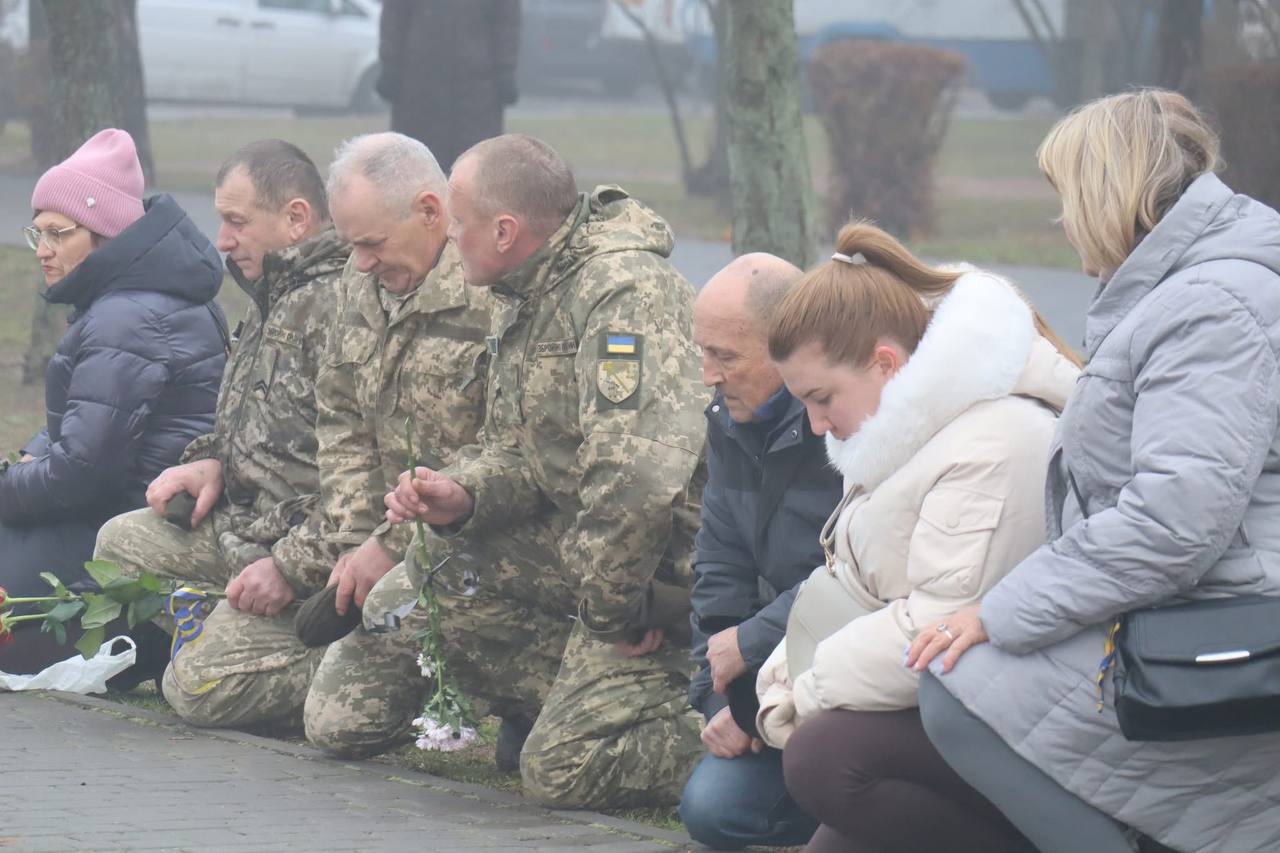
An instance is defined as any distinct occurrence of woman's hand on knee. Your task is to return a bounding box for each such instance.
[907,603,988,674]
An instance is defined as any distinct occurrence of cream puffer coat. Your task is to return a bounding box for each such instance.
[756,268,1080,748]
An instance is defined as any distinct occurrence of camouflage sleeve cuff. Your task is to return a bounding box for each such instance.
[374,523,410,565]
[443,474,509,537]
[180,432,222,465]
[577,581,692,646]
[270,529,337,596]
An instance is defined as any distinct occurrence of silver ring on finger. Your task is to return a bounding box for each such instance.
[937,623,956,643]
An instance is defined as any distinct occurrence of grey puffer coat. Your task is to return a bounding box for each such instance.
[934,173,1280,852]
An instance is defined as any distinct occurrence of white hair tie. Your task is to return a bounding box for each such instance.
[831,251,867,265]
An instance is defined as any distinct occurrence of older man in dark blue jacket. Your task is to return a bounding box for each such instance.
[679,254,843,850]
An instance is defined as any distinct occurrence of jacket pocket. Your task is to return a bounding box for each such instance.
[909,487,1005,597]
[395,341,488,449]
[327,327,378,368]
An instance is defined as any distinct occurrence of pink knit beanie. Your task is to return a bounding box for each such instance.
[31,128,145,239]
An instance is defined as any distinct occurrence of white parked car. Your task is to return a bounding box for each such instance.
[0,0,383,114]
[142,0,382,111]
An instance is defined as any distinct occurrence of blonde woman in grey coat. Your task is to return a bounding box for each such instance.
[909,89,1280,852]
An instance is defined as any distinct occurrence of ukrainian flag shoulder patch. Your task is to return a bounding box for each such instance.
[597,332,643,410]
[606,334,638,355]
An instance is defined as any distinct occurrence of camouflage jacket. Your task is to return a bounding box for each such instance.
[182,229,349,592]
[443,187,709,642]
[316,241,492,564]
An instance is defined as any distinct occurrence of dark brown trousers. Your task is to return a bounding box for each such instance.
[782,707,1031,853]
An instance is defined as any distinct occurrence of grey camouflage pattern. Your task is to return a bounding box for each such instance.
[95,508,323,726]
[94,234,351,729]
[521,623,704,810]
[435,187,708,807]
[304,523,572,757]
[182,228,351,591]
[314,241,492,562]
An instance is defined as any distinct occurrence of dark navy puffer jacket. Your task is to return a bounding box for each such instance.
[1,193,227,525]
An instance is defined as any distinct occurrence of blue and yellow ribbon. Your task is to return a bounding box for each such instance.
[1095,619,1122,712]
[168,586,211,663]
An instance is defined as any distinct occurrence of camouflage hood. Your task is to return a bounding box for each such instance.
[492,186,675,301]
[230,227,351,309]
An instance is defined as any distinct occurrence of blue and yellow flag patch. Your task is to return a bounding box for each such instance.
[606,334,637,355]
[597,332,643,410]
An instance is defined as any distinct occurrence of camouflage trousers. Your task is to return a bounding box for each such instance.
[304,522,703,809]
[304,522,571,757]
[94,508,324,728]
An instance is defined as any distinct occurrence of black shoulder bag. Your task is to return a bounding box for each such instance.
[1069,473,1280,741]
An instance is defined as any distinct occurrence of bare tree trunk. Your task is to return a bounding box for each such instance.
[114,0,154,183]
[22,0,150,384]
[686,0,730,204]
[21,0,59,386]
[723,0,814,267]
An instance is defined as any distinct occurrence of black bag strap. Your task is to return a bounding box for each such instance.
[205,301,231,356]
[1067,470,1089,519]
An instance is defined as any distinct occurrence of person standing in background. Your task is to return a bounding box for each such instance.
[376,0,521,171]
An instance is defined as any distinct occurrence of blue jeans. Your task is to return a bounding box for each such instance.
[679,747,817,850]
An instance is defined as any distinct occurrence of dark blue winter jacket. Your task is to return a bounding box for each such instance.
[1,193,227,525]
[689,390,843,719]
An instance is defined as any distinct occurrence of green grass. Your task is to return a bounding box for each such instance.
[914,195,1080,269]
[106,681,172,714]
[935,115,1058,181]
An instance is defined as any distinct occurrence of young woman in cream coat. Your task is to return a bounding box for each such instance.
[755,222,1080,853]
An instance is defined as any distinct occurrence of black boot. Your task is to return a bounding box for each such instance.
[106,622,171,693]
[494,713,534,773]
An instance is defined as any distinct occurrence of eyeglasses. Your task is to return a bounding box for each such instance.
[23,223,81,251]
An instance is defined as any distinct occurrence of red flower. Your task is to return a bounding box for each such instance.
[0,586,7,608]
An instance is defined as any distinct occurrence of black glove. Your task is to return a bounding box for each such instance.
[163,491,198,531]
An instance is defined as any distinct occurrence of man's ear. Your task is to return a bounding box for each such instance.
[284,198,312,240]
[414,190,443,228]
[494,213,521,254]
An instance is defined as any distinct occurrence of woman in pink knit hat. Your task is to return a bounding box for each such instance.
[1,129,228,679]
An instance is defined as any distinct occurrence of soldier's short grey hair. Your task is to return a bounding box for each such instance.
[327,132,447,218]
[456,134,578,238]
[216,138,330,222]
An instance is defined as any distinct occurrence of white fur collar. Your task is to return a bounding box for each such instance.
[825,267,1034,490]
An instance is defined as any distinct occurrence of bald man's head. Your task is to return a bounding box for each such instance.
[694,253,802,422]
[699,252,803,332]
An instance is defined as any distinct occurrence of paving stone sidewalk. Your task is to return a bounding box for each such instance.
[0,691,693,852]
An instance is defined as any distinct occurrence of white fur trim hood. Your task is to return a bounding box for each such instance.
[825,267,1039,490]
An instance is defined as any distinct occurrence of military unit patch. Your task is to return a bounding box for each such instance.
[598,360,640,403]
[263,323,303,349]
[596,332,643,409]
[535,338,579,357]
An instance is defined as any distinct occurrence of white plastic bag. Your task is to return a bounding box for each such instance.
[0,635,136,694]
